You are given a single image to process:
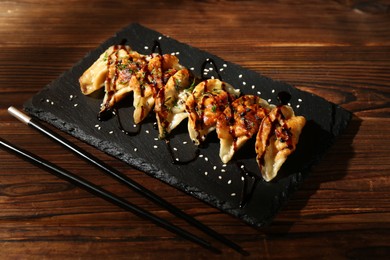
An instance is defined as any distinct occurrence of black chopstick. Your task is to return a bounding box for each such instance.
[0,137,221,254]
[8,106,248,256]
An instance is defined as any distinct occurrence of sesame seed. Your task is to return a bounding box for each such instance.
[134,148,138,152]
[296,104,300,108]
[154,138,159,141]
[227,180,232,184]
[95,124,100,128]
[74,103,78,107]
[218,176,222,179]
[175,158,180,161]
[222,164,227,167]
[173,147,178,151]
[288,102,291,106]
[242,81,247,85]
[145,130,150,134]
[206,58,210,61]
[182,141,188,144]
[98,127,101,130]
[267,99,272,103]
[50,101,54,105]
[213,166,217,170]
[241,176,245,181]
[272,89,275,93]
[144,46,149,50]
[190,67,195,71]
[223,64,227,67]
[175,51,180,55]
[109,131,114,134]
[158,36,162,40]
[133,124,137,128]
[46,99,50,103]
[298,98,303,102]
[238,74,243,78]
[153,145,158,149]
[252,85,255,89]
[219,68,224,72]
[204,171,208,176]
[257,91,261,95]
[211,76,215,79]
[205,157,209,162]
[199,154,204,158]
[231,193,236,196]
[221,169,226,173]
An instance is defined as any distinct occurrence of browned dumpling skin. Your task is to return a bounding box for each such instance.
[133,54,183,124]
[216,95,273,163]
[255,105,306,182]
[185,79,240,145]
[79,45,133,95]
[154,68,193,139]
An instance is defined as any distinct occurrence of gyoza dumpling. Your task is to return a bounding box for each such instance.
[255,105,306,182]
[154,68,193,139]
[133,54,184,124]
[79,45,133,95]
[216,95,273,163]
[185,79,240,145]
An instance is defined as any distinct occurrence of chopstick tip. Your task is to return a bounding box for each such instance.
[8,106,31,124]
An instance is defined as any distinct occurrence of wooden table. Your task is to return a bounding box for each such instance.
[1,0,389,259]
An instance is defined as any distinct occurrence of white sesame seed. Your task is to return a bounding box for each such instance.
[213,166,217,170]
[242,81,247,85]
[109,131,114,134]
[171,52,175,55]
[199,154,204,158]
[209,67,213,71]
[241,176,245,181]
[227,180,232,184]
[272,89,275,93]
[204,171,208,176]
[296,104,300,108]
[222,164,227,167]
[173,147,178,151]
[240,165,245,169]
[257,91,261,95]
[231,193,236,196]
[211,76,215,79]
[46,99,50,103]
[95,124,100,128]
[218,176,222,179]
[223,64,227,67]
[134,148,138,152]
[190,67,195,71]
[153,145,158,149]
[221,169,226,172]
[74,103,78,107]
[205,157,209,162]
[206,58,210,61]
[133,124,137,128]
[267,99,272,103]
[182,141,188,144]
[238,74,243,78]
[175,51,180,55]
[145,130,150,134]
[144,46,149,50]
[70,95,73,99]
[288,102,291,106]
[98,127,101,130]
[50,101,54,105]
[298,98,303,102]
[175,158,180,161]
[219,68,224,72]
[158,36,162,40]
[154,138,159,141]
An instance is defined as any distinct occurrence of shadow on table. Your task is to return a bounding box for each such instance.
[259,114,361,235]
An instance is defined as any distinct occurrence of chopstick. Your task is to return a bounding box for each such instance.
[0,137,221,254]
[7,106,248,256]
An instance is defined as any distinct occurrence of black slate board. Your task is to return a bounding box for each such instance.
[24,23,351,227]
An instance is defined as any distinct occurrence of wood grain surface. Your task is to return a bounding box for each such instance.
[1,0,389,259]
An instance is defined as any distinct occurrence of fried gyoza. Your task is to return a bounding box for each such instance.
[133,54,184,124]
[185,79,240,145]
[255,105,306,182]
[154,68,193,139]
[216,95,274,163]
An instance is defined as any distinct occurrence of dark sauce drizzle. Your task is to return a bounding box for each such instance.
[201,58,222,80]
[236,162,259,208]
[165,138,200,165]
